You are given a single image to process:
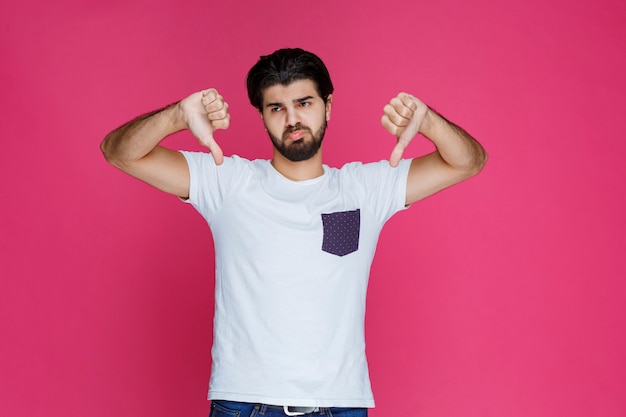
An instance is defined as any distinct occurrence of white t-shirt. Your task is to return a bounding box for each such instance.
[181,152,411,408]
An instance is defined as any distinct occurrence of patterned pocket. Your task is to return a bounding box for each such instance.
[321,209,360,256]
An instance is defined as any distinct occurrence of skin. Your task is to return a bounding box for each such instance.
[382,93,488,203]
[100,80,487,204]
[260,80,332,181]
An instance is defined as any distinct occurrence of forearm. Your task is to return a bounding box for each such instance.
[419,108,487,175]
[100,102,186,169]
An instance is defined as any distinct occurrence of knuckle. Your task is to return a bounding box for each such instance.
[398,107,413,119]
[390,113,406,126]
[386,124,399,135]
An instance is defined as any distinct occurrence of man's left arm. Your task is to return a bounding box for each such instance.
[381,92,488,205]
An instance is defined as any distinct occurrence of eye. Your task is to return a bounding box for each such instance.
[299,101,311,108]
[270,106,282,112]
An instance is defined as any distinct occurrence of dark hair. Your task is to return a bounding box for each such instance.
[246,48,334,111]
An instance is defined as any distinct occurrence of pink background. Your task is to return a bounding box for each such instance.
[1,1,625,416]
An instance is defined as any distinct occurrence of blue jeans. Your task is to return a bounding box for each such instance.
[209,400,368,417]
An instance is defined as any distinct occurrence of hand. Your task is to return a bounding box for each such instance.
[381,92,428,167]
[179,88,231,165]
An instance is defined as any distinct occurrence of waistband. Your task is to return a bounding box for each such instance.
[211,400,367,417]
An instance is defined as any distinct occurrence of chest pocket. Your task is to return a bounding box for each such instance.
[321,209,360,257]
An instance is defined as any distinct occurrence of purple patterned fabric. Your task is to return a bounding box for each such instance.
[321,209,360,256]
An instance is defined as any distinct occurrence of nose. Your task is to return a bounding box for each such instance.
[285,107,299,128]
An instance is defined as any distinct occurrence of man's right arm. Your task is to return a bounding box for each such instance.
[100,89,230,199]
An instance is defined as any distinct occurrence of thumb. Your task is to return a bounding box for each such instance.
[389,124,415,167]
[210,144,224,165]
[389,111,422,166]
[199,133,224,166]
[389,140,406,167]
[207,140,224,166]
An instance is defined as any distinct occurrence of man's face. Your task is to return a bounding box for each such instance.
[260,79,332,162]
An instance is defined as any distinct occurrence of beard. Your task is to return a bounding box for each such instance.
[268,121,327,162]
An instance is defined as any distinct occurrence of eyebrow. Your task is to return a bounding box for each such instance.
[265,95,315,109]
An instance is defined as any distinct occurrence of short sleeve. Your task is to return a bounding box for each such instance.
[340,159,411,223]
[179,152,250,224]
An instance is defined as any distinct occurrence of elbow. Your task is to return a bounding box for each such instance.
[460,147,488,179]
[474,148,488,174]
[100,135,115,164]
[100,136,110,160]
[100,134,124,169]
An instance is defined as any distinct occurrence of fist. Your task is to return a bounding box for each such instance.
[180,88,230,165]
[381,92,428,167]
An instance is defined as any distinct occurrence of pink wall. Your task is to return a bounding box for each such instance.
[1,1,625,416]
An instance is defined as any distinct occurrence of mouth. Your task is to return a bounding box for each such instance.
[283,124,309,142]
[287,130,305,141]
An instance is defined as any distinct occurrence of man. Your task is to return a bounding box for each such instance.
[101,48,487,417]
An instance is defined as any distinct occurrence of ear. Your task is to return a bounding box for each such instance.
[325,94,333,121]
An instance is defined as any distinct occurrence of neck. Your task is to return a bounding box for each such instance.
[271,149,324,181]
